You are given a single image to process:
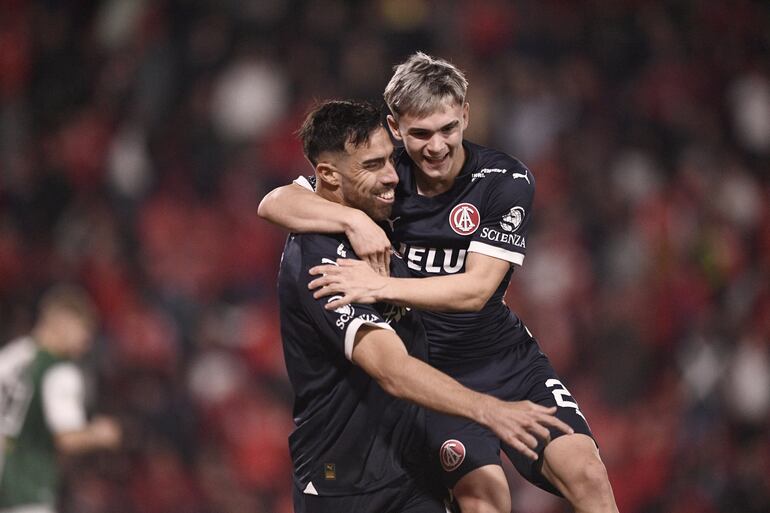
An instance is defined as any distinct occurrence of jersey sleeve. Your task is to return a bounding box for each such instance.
[298,236,394,360]
[41,362,87,434]
[468,165,534,266]
[293,174,317,192]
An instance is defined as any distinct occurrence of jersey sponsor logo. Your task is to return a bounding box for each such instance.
[336,244,347,257]
[449,203,480,236]
[500,206,525,232]
[382,303,409,324]
[386,216,401,231]
[439,439,466,472]
[471,167,507,182]
[329,297,355,329]
[480,227,526,249]
[511,171,530,184]
[400,244,467,274]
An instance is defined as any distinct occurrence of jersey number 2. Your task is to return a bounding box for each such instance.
[546,379,587,422]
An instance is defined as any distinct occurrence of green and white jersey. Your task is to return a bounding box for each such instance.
[0,337,86,508]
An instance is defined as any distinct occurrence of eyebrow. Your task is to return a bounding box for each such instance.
[407,120,459,134]
[362,156,386,167]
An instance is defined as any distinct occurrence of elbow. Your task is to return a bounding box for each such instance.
[371,360,409,399]
[378,375,403,398]
[256,193,274,220]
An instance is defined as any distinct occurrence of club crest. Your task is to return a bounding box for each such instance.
[440,439,466,472]
[449,203,480,236]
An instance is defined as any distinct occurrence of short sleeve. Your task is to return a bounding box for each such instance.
[293,175,317,192]
[42,363,87,433]
[468,166,534,266]
[297,236,394,360]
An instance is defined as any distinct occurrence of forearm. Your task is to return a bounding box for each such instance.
[380,274,491,312]
[258,184,363,234]
[355,329,495,425]
[380,352,497,425]
[55,417,120,454]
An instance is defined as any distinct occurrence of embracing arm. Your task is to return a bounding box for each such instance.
[258,183,392,272]
[352,326,572,460]
[311,251,511,312]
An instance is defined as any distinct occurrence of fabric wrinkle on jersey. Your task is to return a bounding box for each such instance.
[278,231,437,499]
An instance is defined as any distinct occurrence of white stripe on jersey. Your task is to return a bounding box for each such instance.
[467,241,525,266]
[344,319,394,361]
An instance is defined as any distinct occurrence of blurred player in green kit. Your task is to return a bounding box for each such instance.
[0,285,121,513]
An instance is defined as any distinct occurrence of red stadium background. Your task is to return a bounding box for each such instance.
[1,0,769,512]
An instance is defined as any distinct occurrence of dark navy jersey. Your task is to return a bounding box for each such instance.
[293,140,535,364]
[387,141,535,364]
[278,232,428,496]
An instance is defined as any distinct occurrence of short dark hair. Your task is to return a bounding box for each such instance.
[298,100,383,166]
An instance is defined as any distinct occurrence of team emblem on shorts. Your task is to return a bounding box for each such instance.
[500,206,525,232]
[449,203,480,236]
[440,439,466,472]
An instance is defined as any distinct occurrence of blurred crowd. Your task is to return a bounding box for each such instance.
[0,0,768,512]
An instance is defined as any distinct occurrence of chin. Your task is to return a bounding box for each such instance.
[367,206,392,222]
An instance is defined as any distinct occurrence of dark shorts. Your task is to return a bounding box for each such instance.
[427,336,594,495]
[292,476,447,513]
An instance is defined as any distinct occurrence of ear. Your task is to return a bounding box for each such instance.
[316,162,340,187]
[462,102,470,130]
[386,115,403,141]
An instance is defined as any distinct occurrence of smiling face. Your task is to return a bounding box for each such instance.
[321,126,398,221]
[387,100,469,184]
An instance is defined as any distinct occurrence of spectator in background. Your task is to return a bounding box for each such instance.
[0,285,121,513]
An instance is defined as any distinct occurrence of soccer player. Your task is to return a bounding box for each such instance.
[276,99,572,513]
[0,285,121,513]
[259,53,619,513]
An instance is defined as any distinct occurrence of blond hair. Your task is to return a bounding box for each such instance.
[383,52,468,118]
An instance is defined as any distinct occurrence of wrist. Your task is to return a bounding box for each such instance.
[342,208,369,235]
[473,394,499,428]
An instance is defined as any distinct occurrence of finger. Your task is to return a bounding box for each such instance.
[509,438,538,461]
[527,422,551,441]
[308,277,330,290]
[362,255,379,271]
[324,297,350,310]
[336,258,360,267]
[383,250,391,274]
[540,415,574,435]
[527,404,557,414]
[375,253,388,277]
[309,265,337,276]
[314,286,342,299]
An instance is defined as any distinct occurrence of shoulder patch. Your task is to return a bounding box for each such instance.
[500,206,525,232]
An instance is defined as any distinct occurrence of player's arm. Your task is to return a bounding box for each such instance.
[55,416,122,454]
[310,252,509,312]
[258,182,392,272]
[351,325,573,460]
[310,167,535,311]
[42,363,121,454]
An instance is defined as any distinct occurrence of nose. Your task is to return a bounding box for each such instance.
[381,160,399,186]
[426,133,444,155]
